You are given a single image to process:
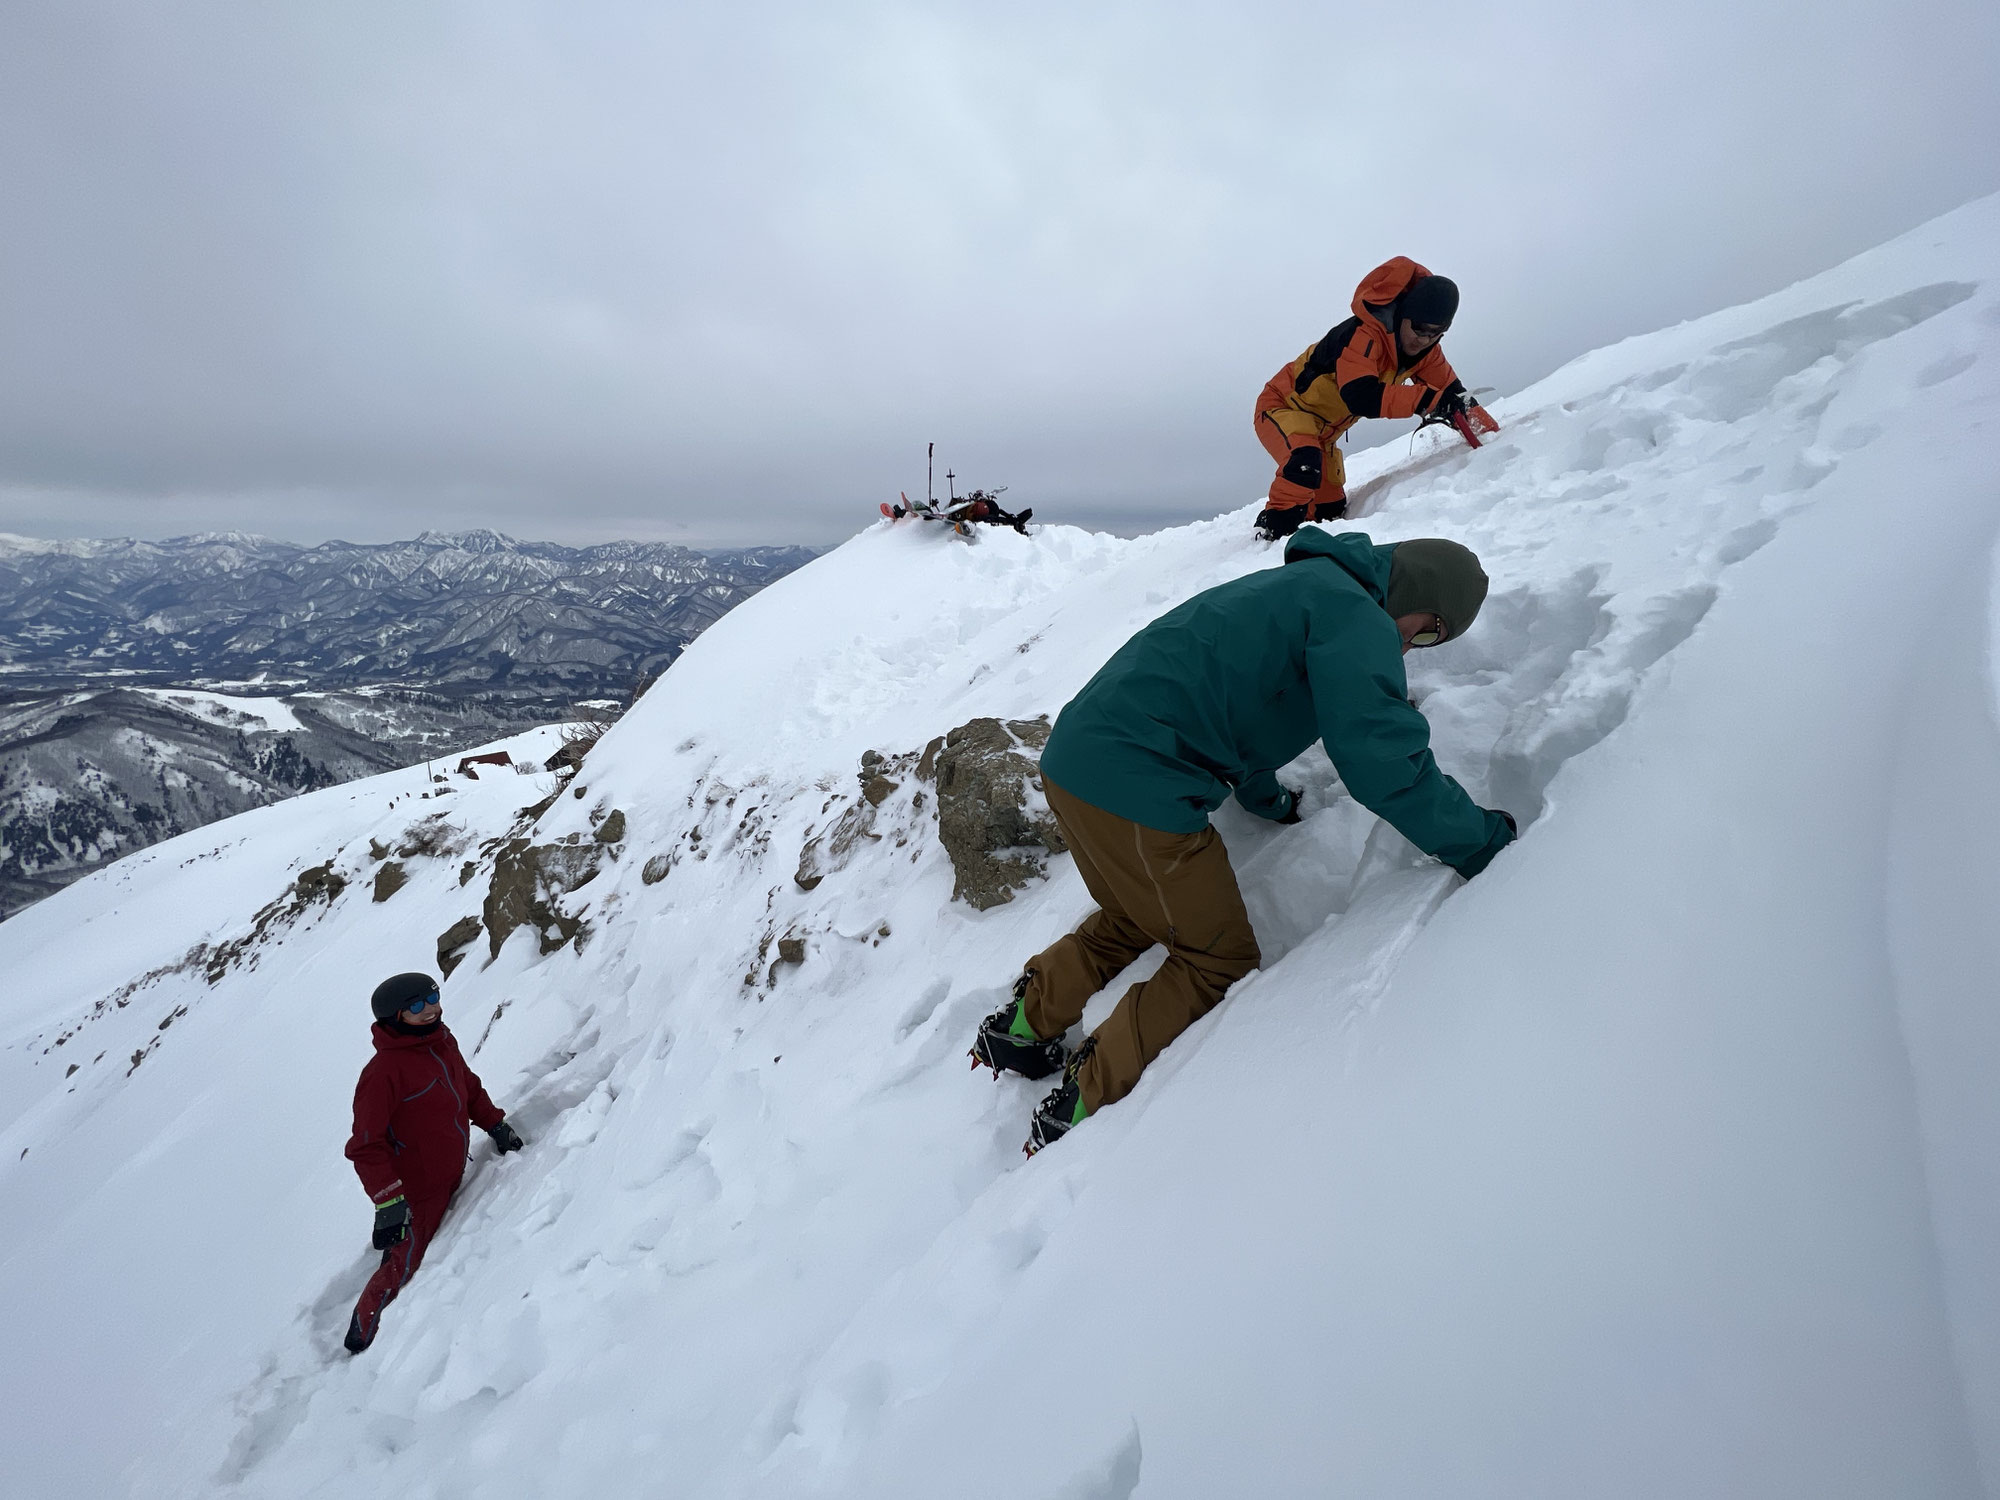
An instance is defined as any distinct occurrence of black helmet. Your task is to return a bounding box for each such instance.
[371,972,440,1023]
[1398,274,1459,331]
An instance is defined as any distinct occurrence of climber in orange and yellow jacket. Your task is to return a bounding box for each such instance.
[1253,257,1470,540]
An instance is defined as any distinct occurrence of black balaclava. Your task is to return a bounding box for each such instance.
[371,971,442,1034]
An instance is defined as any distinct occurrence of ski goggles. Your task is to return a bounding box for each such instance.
[1407,321,1450,339]
[1407,618,1449,649]
[403,990,442,1015]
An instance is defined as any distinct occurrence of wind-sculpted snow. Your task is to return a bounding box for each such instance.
[3,197,2000,1499]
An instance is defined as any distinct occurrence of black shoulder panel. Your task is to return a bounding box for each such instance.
[1340,375,1387,418]
[1294,315,1362,396]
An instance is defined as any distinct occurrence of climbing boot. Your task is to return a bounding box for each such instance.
[1254,504,1308,541]
[343,1309,375,1355]
[1025,1040,1094,1155]
[969,974,1067,1080]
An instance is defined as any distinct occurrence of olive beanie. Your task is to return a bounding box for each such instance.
[1384,538,1488,641]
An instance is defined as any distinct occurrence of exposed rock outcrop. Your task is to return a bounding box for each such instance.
[794,800,880,892]
[197,860,348,984]
[436,915,483,978]
[793,748,923,892]
[481,839,604,958]
[933,716,1065,910]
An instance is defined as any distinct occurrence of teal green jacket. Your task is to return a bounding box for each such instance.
[1039,528,1513,878]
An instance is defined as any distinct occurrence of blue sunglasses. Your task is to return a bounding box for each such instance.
[404,990,441,1015]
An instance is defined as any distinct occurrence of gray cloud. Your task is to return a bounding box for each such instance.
[2,0,1996,546]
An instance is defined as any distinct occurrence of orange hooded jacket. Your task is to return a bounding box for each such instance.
[1256,257,1462,456]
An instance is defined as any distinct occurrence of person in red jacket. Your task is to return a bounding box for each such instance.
[1253,258,1473,539]
[342,972,524,1355]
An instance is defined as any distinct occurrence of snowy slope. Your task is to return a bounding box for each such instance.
[4,195,1999,1499]
[129,689,306,733]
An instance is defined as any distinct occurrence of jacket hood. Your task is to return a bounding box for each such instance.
[1282,526,1397,606]
[1352,256,1432,333]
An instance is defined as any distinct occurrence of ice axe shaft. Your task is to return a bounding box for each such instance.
[1420,401,1501,450]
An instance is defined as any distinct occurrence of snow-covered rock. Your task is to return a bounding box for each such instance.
[3,194,1999,1499]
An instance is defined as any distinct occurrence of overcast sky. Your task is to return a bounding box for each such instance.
[1,1,1995,549]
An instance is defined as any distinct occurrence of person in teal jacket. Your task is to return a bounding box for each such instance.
[972,527,1516,1154]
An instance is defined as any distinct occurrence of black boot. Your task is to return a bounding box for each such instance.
[1254,504,1308,541]
[343,1309,374,1355]
[1026,1039,1094,1155]
[969,974,1067,1080]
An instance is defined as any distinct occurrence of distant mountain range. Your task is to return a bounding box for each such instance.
[0,528,816,703]
[0,529,816,916]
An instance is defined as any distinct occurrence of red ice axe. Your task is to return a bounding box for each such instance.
[1420,392,1501,450]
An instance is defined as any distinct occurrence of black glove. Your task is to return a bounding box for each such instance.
[1495,810,1518,836]
[1278,788,1304,825]
[1419,383,1468,419]
[1279,446,1323,489]
[488,1120,525,1154]
[371,1195,412,1250]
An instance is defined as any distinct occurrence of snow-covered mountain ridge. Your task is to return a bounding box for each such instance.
[0,531,815,918]
[0,528,816,702]
[4,194,1999,1498]
[0,685,549,920]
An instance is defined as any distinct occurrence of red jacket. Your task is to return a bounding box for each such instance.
[345,1022,505,1205]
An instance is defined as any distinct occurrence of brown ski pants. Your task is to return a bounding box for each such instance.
[1022,777,1262,1113]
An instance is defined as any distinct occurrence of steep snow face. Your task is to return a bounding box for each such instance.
[4,195,2000,1499]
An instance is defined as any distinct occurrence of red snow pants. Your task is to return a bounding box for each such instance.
[350,1188,452,1346]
